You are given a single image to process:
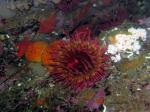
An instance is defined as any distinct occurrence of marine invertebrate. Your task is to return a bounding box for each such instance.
[42,36,109,91]
[72,25,92,39]
[25,41,48,62]
[42,40,64,65]
[105,27,147,62]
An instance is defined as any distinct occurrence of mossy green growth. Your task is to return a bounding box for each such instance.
[116,55,145,73]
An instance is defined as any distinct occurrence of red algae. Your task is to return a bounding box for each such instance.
[38,12,57,33]
[16,36,30,57]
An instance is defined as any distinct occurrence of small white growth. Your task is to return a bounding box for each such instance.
[49,83,55,88]
[145,56,150,59]
[93,4,97,7]
[107,27,147,62]
[128,27,147,41]
[137,88,141,91]
[17,83,22,87]
[111,53,121,62]
[103,104,107,112]
[6,34,10,38]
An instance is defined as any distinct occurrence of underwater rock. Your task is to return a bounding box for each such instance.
[0,1,15,18]
[138,17,150,27]
[85,89,105,111]
[28,63,47,76]
[102,0,112,6]
[51,0,61,4]
[57,0,81,13]
[33,0,47,6]
[76,89,95,106]
[0,41,3,55]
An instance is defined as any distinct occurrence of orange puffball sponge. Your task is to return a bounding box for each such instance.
[25,41,48,62]
[42,40,64,65]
